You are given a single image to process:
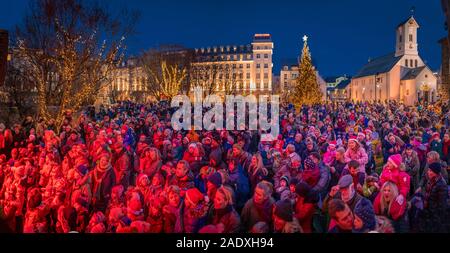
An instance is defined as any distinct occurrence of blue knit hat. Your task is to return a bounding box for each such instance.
[353,198,376,232]
[207,172,222,188]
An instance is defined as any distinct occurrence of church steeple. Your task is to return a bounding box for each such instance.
[395,15,420,57]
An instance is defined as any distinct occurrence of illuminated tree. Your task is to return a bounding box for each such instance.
[144,60,187,100]
[14,0,138,129]
[291,36,323,106]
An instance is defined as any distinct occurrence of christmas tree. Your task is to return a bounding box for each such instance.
[291,35,323,106]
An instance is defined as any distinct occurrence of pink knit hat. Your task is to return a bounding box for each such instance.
[388,154,402,168]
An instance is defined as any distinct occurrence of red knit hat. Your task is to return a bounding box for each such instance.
[328,141,337,147]
[185,188,204,205]
[128,199,143,215]
[388,154,402,168]
[348,135,358,142]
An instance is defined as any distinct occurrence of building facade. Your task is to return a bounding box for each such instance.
[279,65,327,100]
[191,34,274,94]
[0,30,8,86]
[440,0,450,101]
[325,76,351,102]
[350,16,438,105]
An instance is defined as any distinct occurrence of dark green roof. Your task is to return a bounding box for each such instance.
[401,66,427,80]
[354,53,402,78]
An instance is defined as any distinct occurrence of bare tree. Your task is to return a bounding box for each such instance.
[13,0,138,129]
[140,45,193,100]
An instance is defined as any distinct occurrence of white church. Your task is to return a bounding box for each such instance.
[350,15,438,105]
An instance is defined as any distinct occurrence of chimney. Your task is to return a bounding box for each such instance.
[0,29,8,86]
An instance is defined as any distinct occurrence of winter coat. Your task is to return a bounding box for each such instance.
[113,148,132,189]
[208,205,241,233]
[248,165,268,192]
[430,140,443,159]
[443,139,450,163]
[163,202,182,233]
[167,171,195,195]
[344,146,368,174]
[373,193,409,233]
[278,217,303,233]
[419,161,449,189]
[402,150,420,193]
[379,165,410,198]
[176,202,208,233]
[329,160,346,189]
[228,165,250,211]
[90,167,116,213]
[311,162,331,197]
[241,197,275,232]
[421,175,448,233]
[294,196,316,233]
[139,156,162,179]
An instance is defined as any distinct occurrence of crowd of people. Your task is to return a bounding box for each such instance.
[0,100,449,233]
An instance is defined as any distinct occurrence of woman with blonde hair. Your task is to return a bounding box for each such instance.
[248,153,268,192]
[139,147,162,179]
[207,185,241,233]
[373,181,409,233]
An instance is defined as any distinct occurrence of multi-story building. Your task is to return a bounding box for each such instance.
[325,76,351,102]
[279,64,327,100]
[350,15,438,105]
[191,34,274,94]
[439,0,450,101]
[0,29,8,86]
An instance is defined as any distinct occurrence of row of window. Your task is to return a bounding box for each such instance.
[256,54,270,59]
[256,63,270,69]
[405,59,419,68]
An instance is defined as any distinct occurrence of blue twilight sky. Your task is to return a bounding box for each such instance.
[0,0,445,77]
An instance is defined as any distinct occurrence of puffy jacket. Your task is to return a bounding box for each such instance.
[379,165,410,198]
[344,147,368,174]
[208,205,241,233]
[373,193,407,221]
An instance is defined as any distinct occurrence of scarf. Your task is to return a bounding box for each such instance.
[92,165,112,200]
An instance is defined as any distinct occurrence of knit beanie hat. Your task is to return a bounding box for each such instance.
[90,223,106,233]
[304,157,316,171]
[274,199,293,222]
[280,175,290,186]
[388,154,402,168]
[207,172,223,188]
[76,164,89,176]
[185,188,204,205]
[354,198,376,232]
[429,162,442,175]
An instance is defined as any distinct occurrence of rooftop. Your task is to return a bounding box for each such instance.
[353,52,402,78]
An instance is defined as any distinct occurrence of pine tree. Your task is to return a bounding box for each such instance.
[291,36,323,106]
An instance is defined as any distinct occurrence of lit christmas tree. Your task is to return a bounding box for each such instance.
[291,35,323,106]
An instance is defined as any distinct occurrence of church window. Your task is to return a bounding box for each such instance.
[405,59,408,67]
[415,60,418,68]
[399,35,402,42]
[409,34,413,42]
[410,59,413,67]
